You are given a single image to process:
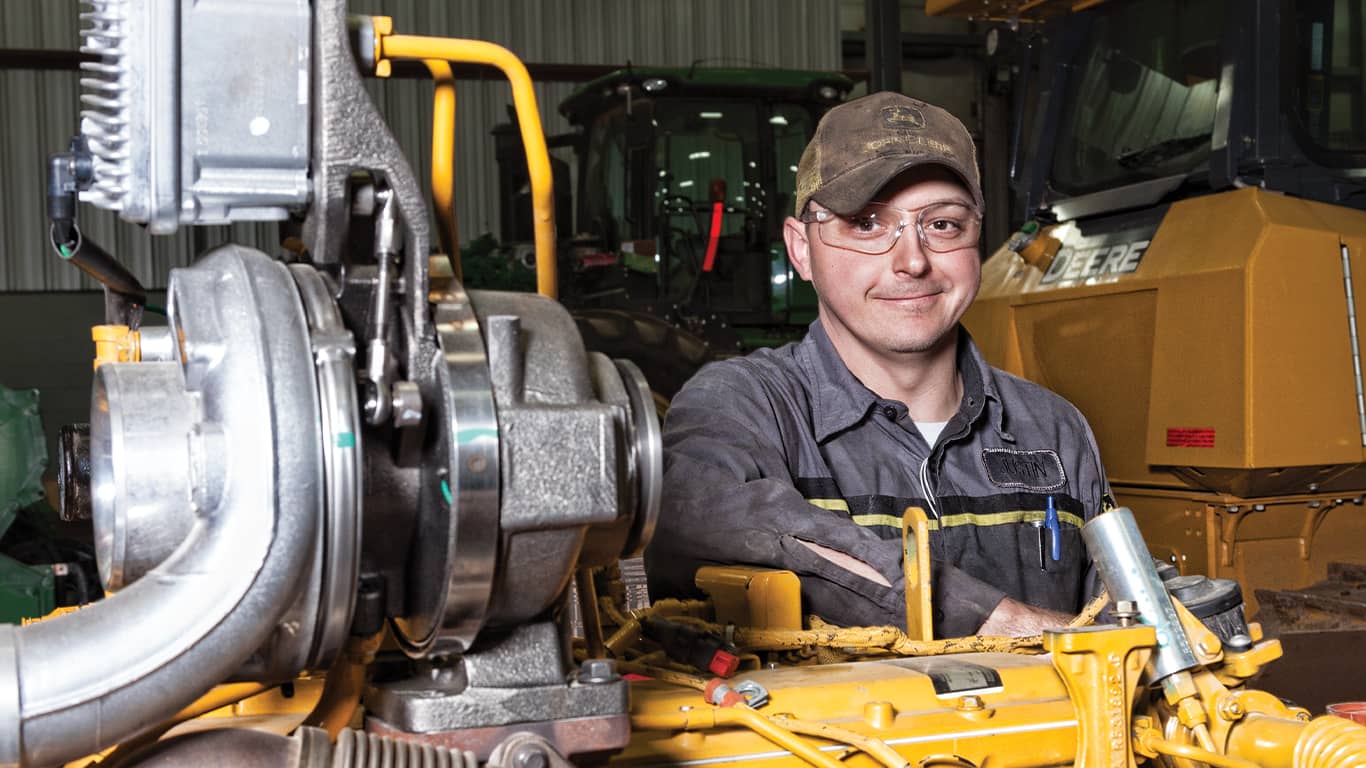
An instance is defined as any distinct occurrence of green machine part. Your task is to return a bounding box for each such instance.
[0,385,57,622]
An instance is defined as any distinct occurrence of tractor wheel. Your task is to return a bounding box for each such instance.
[572,310,715,414]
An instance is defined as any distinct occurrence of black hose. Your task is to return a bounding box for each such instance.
[50,225,146,305]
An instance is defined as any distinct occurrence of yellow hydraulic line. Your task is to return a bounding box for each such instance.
[379,32,558,298]
[603,616,641,656]
[302,632,385,738]
[632,707,844,768]
[171,683,274,721]
[616,660,708,690]
[423,60,460,277]
[1135,729,1261,768]
[576,568,607,660]
[1070,589,1109,626]
[722,621,1042,655]
[769,714,909,768]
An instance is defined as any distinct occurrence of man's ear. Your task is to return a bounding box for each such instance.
[783,216,814,281]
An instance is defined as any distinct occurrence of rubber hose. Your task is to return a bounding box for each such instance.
[1295,716,1366,768]
[331,728,479,768]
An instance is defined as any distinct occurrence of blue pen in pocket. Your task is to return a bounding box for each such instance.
[1045,495,1061,562]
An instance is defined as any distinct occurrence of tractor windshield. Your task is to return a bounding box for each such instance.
[582,99,812,240]
[1049,0,1223,196]
[580,97,816,308]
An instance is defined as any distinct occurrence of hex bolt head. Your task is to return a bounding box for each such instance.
[578,658,618,684]
[1113,600,1140,627]
[956,695,985,712]
[513,746,549,768]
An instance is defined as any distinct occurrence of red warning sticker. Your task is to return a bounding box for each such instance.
[1166,428,1216,448]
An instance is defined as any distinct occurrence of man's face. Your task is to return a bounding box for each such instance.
[783,166,982,361]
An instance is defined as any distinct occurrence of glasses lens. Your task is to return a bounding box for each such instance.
[918,202,980,253]
[812,202,981,255]
[818,206,898,254]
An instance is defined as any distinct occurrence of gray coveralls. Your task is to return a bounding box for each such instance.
[644,321,1110,638]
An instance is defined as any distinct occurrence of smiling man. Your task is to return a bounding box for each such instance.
[643,92,1112,638]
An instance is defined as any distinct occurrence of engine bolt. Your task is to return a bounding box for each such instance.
[578,658,618,684]
[1113,600,1140,627]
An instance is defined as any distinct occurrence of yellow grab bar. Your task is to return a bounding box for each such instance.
[423,60,459,277]
[379,32,558,298]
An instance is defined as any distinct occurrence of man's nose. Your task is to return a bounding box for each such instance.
[888,223,931,276]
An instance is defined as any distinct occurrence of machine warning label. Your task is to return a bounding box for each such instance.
[1166,428,1216,448]
[888,658,1004,696]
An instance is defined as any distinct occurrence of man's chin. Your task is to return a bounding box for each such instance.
[882,329,957,356]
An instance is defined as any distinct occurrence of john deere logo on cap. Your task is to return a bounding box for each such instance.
[881,105,926,130]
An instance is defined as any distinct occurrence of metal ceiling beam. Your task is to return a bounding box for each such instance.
[864,0,903,93]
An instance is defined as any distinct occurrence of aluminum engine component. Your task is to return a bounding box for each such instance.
[0,245,327,766]
[1081,507,1199,681]
[393,286,661,655]
[78,0,311,232]
[90,362,199,590]
[376,290,654,752]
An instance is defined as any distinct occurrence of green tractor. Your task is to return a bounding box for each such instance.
[0,386,96,622]
[491,66,852,399]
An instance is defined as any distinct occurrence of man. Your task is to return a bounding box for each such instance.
[643,92,1110,638]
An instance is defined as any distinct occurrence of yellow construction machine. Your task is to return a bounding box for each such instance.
[928,0,1366,713]
[14,0,1365,766]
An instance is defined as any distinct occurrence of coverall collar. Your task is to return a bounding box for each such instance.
[802,320,1010,443]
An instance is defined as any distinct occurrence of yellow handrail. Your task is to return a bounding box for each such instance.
[379,31,558,298]
[423,60,459,277]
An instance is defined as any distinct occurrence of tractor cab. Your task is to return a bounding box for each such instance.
[498,67,851,366]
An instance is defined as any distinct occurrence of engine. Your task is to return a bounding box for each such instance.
[6,1,1365,766]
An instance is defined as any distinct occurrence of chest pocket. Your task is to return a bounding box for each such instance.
[934,504,1087,615]
[1007,517,1085,612]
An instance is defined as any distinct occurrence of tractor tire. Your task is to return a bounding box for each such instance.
[572,310,715,410]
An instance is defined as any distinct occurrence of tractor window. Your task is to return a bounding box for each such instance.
[582,105,629,244]
[1050,0,1223,196]
[1292,0,1366,155]
[654,101,763,227]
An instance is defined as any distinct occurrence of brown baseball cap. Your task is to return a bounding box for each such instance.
[794,91,984,217]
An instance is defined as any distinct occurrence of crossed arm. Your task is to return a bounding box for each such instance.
[644,368,1077,637]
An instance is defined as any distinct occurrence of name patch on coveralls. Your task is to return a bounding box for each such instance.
[981,449,1066,491]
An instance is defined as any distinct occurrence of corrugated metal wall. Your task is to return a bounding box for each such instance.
[0,0,840,291]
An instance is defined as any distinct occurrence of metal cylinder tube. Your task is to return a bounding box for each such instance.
[90,361,200,590]
[1081,508,1198,681]
[0,245,325,767]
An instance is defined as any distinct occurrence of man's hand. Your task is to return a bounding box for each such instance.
[976,596,1071,636]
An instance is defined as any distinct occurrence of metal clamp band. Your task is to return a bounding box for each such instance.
[289,265,362,669]
[394,284,501,655]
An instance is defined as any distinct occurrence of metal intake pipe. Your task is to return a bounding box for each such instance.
[1081,507,1199,682]
[0,246,328,766]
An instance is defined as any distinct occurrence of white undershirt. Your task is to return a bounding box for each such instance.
[916,420,949,447]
